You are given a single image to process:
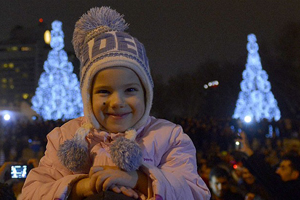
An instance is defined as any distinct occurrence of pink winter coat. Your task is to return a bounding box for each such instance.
[21,116,210,200]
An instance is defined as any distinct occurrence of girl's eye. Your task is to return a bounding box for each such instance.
[96,90,109,94]
[126,88,137,92]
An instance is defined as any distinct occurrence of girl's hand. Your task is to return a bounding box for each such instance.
[89,166,139,198]
[68,176,139,200]
[111,185,139,199]
[68,178,95,200]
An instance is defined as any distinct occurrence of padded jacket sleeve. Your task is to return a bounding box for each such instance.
[140,122,210,200]
[21,122,87,200]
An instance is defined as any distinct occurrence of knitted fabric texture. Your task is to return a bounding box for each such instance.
[72,6,153,131]
[72,7,129,59]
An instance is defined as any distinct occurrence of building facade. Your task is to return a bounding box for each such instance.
[0,23,48,111]
[0,22,80,120]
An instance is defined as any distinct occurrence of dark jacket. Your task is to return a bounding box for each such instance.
[243,153,300,200]
[210,190,244,200]
[237,181,272,200]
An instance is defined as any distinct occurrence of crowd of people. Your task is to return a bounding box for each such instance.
[1,116,300,165]
[176,117,300,200]
[0,118,64,164]
[0,118,65,199]
[0,115,300,199]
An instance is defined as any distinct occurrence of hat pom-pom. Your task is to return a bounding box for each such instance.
[57,123,93,173]
[110,137,143,172]
[72,6,129,58]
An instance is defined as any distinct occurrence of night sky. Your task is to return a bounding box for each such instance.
[1,0,300,79]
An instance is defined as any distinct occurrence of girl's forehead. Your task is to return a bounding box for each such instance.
[93,67,142,86]
[96,66,136,76]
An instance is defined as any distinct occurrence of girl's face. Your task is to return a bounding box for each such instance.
[92,67,145,133]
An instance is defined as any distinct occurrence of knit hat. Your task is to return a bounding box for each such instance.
[72,6,154,131]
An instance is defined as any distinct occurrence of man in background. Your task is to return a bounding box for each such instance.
[209,166,244,200]
[238,132,300,200]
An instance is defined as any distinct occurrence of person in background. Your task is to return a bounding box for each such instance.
[0,182,16,200]
[238,131,300,200]
[0,160,37,199]
[209,166,244,200]
[237,167,271,200]
[0,162,17,183]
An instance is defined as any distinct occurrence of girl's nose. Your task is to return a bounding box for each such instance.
[109,92,125,108]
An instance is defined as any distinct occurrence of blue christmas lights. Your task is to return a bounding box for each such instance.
[31,20,83,120]
[233,34,281,122]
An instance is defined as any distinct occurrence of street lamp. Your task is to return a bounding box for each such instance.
[44,30,51,45]
[3,114,11,121]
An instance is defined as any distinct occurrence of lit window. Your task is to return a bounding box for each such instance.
[10,46,18,51]
[23,93,29,99]
[22,73,28,78]
[1,84,7,89]
[44,30,51,44]
[2,78,7,83]
[10,85,14,89]
[21,47,32,51]
[9,63,14,68]
[3,63,8,68]
[15,68,20,73]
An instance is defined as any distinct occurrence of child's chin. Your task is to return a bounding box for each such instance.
[107,126,128,133]
[103,121,134,133]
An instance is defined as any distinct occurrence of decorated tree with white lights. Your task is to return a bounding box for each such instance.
[31,20,83,120]
[233,34,281,122]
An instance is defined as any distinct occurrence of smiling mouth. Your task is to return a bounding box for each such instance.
[106,113,130,119]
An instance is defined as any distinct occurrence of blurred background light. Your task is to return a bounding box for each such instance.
[3,114,11,121]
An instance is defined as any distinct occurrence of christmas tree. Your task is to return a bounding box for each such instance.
[233,34,281,122]
[31,20,83,120]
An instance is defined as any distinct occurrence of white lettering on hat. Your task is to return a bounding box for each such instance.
[80,31,152,88]
[81,31,148,68]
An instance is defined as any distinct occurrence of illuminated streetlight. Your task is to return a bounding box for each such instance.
[44,30,51,45]
[204,80,219,89]
[3,114,11,121]
[244,115,252,123]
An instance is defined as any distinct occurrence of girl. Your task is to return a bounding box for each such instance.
[21,7,210,200]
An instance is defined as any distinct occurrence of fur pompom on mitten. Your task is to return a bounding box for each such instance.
[110,137,143,172]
